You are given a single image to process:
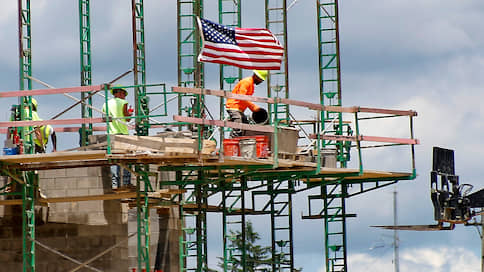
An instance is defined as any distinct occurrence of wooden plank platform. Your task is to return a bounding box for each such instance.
[0,150,414,183]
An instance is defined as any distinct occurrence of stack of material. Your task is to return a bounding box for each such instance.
[87,134,216,155]
[245,126,300,154]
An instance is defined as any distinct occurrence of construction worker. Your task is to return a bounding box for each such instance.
[7,98,57,153]
[33,124,57,153]
[102,86,133,189]
[102,87,133,135]
[226,70,268,137]
[29,98,57,153]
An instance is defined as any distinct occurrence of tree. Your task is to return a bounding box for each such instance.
[218,221,271,272]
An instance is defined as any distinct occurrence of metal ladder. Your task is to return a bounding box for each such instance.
[303,180,355,272]
[79,0,93,146]
[132,0,150,136]
[322,182,353,272]
[18,0,35,154]
[251,178,294,271]
[269,179,294,271]
[22,171,36,272]
[18,2,36,271]
[222,175,246,271]
[317,0,350,165]
[265,0,290,125]
[218,0,242,129]
[135,167,154,272]
[178,170,208,272]
[177,0,204,117]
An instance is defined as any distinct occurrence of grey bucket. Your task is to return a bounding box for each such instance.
[239,138,257,158]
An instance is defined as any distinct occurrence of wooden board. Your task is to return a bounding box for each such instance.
[0,150,106,164]
[172,87,417,116]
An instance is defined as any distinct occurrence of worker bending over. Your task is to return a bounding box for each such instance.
[226,70,267,137]
[102,87,133,189]
[29,98,57,153]
[11,98,58,153]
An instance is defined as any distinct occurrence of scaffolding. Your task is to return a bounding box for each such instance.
[0,1,420,272]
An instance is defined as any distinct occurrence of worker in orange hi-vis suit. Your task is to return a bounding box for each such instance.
[226,70,268,137]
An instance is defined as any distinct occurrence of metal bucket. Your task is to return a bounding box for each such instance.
[251,108,268,124]
[239,138,257,158]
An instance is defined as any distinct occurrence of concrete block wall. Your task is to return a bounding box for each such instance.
[38,167,126,225]
[0,166,180,272]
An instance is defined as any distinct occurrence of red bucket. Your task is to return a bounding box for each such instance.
[223,139,240,156]
[255,135,269,158]
[235,136,269,158]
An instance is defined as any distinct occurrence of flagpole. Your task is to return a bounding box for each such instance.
[393,189,400,272]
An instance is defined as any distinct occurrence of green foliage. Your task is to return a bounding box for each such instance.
[217,221,271,272]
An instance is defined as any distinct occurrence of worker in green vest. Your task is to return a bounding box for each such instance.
[102,86,133,188]
[8,98,57,153]
[33,124,57,153]
[102,87,133,135]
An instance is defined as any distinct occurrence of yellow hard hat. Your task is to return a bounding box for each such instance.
[31,98,38,109]
[110,85,128,96]
[253,70,268,81]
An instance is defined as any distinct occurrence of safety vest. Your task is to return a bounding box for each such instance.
[33,125,53,147]
[18,108,41,143]
[102,98,129,135]
[226,77,259,112]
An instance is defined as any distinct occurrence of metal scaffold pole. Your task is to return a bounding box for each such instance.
[79,0,93,146]
[18,1,37,271]
[265,0,290,125]
[323,182,350,272]
[177,0,204,129]
[131,1,152,271]
[317,0,349,166]
[218,0,242,147]
[269,179,294,271]
[132,0,149,136]
[222,171,246,271]
[18,0,34,154]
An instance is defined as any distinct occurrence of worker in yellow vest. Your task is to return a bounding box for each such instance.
[102,87,133,135]
[226,70,267,137]
[33,124,57,153]
[102,86,133,189]
[11,98,57,153]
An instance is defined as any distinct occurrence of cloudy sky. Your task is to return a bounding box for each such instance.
[1,0,484,271]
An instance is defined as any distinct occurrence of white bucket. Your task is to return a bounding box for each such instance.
[239,138,257,158]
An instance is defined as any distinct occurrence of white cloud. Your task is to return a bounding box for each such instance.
[345,247,479,272]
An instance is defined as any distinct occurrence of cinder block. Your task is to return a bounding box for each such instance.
[45,189,67,198]
[87,212,109,225]
[76,177,92,189]
[67,212,88,224]
[48,202,70,214]
[47,212,68,223]
[66,189,89,197]
[51,168,68,178]
[54,177,77,190]
[38,169,55,179]
[88,188,104,196]
[85,176,103,188]
[77,201,103,213]
[42,179,56,190]
[66,167,90,177]
[87,166,103,177]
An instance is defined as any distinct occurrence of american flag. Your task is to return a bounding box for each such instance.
[197,17,284,70]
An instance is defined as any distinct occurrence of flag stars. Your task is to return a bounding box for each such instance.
[201,18,237,45]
